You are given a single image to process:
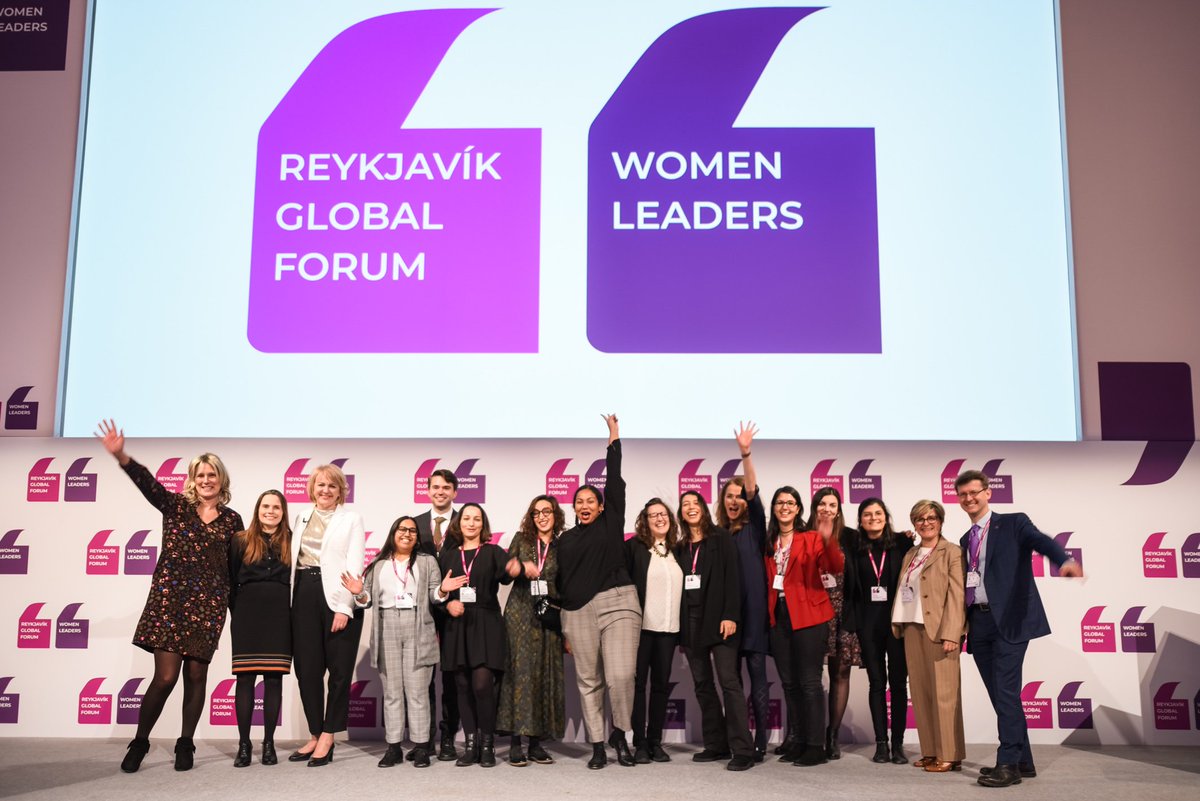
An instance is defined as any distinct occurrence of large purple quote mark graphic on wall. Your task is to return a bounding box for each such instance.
[587,8,879,353]
[248,10,541,353]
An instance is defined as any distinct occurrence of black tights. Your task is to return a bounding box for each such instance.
[827,657,852,731]
[456,667,499,735]
[235,673,283,742]
[135,650,209,740]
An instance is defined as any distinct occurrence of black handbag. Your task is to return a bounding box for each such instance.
[533,595,562,633]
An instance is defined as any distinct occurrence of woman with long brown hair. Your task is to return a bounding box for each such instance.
[229,490,293,767]
[497,495,567,765]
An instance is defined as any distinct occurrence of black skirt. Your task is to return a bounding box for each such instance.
[231,582,292,674]
[441,606,507,672]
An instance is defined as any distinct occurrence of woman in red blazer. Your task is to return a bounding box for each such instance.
[764,486,844,767]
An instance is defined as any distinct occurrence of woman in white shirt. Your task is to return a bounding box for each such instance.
[625,499,684,763]
[288,464,365,766]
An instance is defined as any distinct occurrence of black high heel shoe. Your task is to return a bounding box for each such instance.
[174,737,196,771]
[288,742,317,762]
[120,737,150,773]
[233,740,252,768]
[307,742,335,767]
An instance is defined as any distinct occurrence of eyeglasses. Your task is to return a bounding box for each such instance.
[396,526,418,535]
[956,488,988,501]
[914,516,940,526]
[532,509,555,519]
[646,512,669,521]
[773,500,799,509]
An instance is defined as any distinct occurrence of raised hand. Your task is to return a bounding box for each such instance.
[95,419,130,465]
[340,571,364,596]
[735,420,758,456]
[602,413,620,443]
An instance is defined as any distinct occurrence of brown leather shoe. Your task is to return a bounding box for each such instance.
[913,756,937,768]
[924,760,962,773]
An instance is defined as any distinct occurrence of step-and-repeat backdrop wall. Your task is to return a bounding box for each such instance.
[1,436,1196,745]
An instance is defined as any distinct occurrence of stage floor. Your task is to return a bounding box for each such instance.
[1,739,1197,801]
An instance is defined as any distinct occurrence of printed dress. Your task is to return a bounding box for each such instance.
[123,460,243,661]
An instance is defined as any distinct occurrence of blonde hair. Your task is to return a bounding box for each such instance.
[307,464,348,506]
[182,453,231,506]
[909,499,945,526]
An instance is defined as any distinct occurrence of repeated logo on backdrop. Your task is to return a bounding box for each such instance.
[940,458,1013,504]
[85,529,158,575]
[26,457,97,502]
[1032,532,1084,577]
[209,678,281,726]
[1021,681,1094,729]
[544,458,607,503]
[413,458,485,504]
[284,457,357,503]
[1142,532,1200,578]
[16,602,89,649]
[77,678,112,724]
[0,677,19,724]
[154,458,188,492]
[348,680,379,728]
[809,458,884,504]
[1080,606,1156,653]
[0,529,29,574]
[4,386,38,430]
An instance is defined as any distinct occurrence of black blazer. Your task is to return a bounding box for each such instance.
[842,528,913,634]
[625,535,653,608]
[414,508,458,559]
[674,527,742,649]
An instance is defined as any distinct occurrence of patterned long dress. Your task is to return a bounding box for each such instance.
[497,534,566,739]
[123,459,243,661]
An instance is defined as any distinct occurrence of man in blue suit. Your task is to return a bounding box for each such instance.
[955,469,1082,788]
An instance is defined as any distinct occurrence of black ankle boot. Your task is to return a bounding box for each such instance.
[121,737,150,773]
[261,740,277,765]
[456,732,480,767]
[233,739,252,768]
[825,727,841,760]
[480,734,496,767]
[872,739,890,763]
[174,737,196,771]
[775,731,798,759]
[890,735,907,764]
[588,743,607,769]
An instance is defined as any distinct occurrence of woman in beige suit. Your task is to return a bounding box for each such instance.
[891,500,966,773]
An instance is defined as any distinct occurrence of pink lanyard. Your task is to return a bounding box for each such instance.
[968,520,991,572]
[775,535,793,576]
[903,549,934,588]
[867,549,886,586]
[460,547,478,585]
[689,540,702,575]
[536,539,549,574]
[390,557,413,597]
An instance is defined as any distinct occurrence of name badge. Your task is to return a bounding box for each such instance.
[870,585,888,603]
[772,574,785,591]
[397,593,415,609]
[966,571,981,589]
[820,573,837,589]
[459,586,477,603]
[685,574,701,591]
[531,579,548,596]
[901,586,915,604]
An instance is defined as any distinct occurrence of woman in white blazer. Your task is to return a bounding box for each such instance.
[342,515,448,768]
[287,464,366,766]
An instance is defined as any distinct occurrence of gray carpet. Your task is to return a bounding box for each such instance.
[1,739,1197,801]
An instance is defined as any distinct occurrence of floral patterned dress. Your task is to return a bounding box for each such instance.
[123,460,243,661]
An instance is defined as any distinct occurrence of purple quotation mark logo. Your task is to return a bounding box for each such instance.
[545,459,580,503]
[248,10,541,353]
[0,530,29,575]
[587,8,879,353]
[0,677,19,724]
[810,459,844,500]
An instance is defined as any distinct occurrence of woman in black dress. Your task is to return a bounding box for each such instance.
[229,490,293,767]
[437,503,515,767]
[97,420,244,773]
[843,498,912,764]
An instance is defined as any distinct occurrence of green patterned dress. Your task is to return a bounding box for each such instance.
[497,534,566,739]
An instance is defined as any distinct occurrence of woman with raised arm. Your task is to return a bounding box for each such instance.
[554,414,642,769]
[497,495,567,766]
[438,503,515,767]
[806,487,859,760]
[892,500,966,774]
[288,464,365,767]
[765,487,844,767]
[96,420,244,773]
[676,490,755,771]
[228,490,293,768]
[714,421,770,762]
[843,498,913,765]
[341,515,446,768]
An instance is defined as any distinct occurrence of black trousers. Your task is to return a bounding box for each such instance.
[769,599,828,747]
[632,629,678,745]
[428,612,460,742]
[291,570,363,735]
[685,609,753,757]
[859,604,908,741]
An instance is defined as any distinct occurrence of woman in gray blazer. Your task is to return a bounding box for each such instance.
[342,515,449,767]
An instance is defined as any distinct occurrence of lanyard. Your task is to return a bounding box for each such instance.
[775,533,793,575]
[867,549,886,586]
[536,538,549,574]
[968,519,991,572]
[390,556,413,593]
[903,548,934,588]
[689,539,702,575]
[460,547,478,584]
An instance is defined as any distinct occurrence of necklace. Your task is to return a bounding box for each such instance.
[652,540,669,558]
